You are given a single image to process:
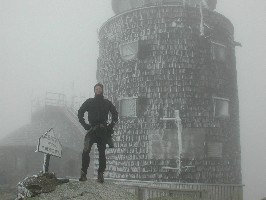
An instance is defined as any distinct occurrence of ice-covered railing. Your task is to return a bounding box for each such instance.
[106,179,243,200]
[45,92,66,107]
[63,106,86,136]
[43,92,87,135]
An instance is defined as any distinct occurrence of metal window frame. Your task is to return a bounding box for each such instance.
[118,96,139,118]
[212,96,230,119]
[211,41,227,62]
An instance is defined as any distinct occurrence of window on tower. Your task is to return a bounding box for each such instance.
[211,41,227,62]
[119,97,138,118]
[119,40,139,61]
[207,142,223,158]
[212,96,230,119]
[118,96,147,118]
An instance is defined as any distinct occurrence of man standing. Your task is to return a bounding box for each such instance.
[78,83,118,183]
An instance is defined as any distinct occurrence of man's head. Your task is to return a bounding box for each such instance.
[94,83,103,95]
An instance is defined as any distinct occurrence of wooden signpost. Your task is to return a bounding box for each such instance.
[36,128,62,173]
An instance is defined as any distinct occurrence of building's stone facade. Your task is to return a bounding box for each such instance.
[96,3,241,184]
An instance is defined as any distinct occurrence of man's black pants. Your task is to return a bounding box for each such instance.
[81,125,107,175]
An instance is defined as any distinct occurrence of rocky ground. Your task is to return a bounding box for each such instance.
[22,179,138,200]
[0,180,199,200]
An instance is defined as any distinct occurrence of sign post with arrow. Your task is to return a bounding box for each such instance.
[36,128,62,173]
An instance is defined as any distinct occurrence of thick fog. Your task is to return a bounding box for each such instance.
[0,0,265,200]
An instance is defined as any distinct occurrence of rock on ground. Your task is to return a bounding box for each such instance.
[24,179,138,200]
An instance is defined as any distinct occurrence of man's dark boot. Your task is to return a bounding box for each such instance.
[79,170,87,182]
[97,173,104,183]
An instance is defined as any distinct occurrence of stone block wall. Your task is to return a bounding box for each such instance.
[96,4,241,184]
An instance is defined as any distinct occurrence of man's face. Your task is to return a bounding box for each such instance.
[95,86,103,95]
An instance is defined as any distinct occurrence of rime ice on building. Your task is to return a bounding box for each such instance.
[97,0,241,185]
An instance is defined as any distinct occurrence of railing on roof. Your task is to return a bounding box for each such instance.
[63,106,86,136]
[45,92,66,107]
[30,91,87,135]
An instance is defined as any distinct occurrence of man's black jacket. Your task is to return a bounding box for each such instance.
[78,95,118,130]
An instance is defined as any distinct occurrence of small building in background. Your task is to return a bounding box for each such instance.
[0,92,91,185]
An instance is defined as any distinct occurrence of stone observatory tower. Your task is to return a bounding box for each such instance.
[96,0,241,185]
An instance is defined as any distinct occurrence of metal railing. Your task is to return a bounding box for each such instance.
[122,185,207,200]
[40,91,86,136]
[63,107,86,136]
[45,92,66,107]
[107,179,243,200]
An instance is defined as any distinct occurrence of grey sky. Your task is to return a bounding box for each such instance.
[0,1,266,200]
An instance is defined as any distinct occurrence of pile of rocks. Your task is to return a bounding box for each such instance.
[16,172,69,200]
[16,173,137,200]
